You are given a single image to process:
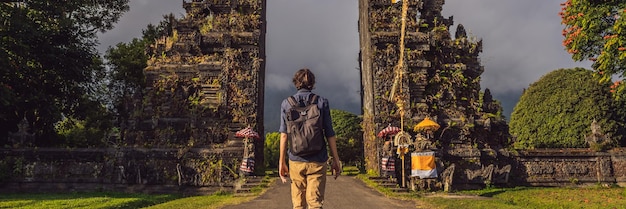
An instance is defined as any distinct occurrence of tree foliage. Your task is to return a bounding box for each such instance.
[103,14,174,143]
[510,68,620,149]
[330,109,363,165]
[0,1,129,146]
[560,0,626,94]
[264,132,281,168]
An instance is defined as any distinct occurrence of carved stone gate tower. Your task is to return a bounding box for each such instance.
[358,0,510,183]
[125,0,266,179]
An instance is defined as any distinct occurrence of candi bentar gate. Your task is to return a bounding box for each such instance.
[3,0,626,194]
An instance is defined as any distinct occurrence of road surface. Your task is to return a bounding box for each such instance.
[222,176,418,209]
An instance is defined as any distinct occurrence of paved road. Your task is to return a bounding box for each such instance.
[222,176,418,209]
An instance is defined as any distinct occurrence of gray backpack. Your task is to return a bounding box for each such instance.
[286,94,325,156]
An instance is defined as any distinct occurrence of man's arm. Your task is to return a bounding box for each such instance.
[327,135,341,179]
[279,132,289,183]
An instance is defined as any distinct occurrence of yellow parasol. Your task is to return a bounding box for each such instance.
[413,117,440,132]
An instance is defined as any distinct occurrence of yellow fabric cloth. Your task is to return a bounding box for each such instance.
[411,153,435,170]
[410,151,438,178]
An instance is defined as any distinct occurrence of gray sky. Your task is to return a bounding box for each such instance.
[98,0,590,133]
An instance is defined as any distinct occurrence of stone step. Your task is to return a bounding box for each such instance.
[235,187,252,193]
[378,182,399,187]
[241,183,261,188]
[390,187,410,193]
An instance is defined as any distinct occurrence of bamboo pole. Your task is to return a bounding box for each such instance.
[398,0,409,188]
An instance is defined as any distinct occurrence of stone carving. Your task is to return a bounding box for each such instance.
[7,117,34,147]
[562,164,589,175]
[465,164,494,182]
[527,163,555,175]
[441,163,455,192]
[598,156,613,178]
[493,165,511,183]
[465,164,511,184]
[243,138,255,159]
[413,133,434,151]
[454,24,466,39]
[585,119,614,151]
[383,140,394,157]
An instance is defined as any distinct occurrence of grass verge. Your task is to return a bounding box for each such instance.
[0,176,274,209]
[426,186,626,209]
[0,192,179,209]
[355,173,626,209]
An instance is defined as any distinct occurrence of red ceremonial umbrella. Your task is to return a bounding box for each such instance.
[235,126,260,139]
[377,124,401,138]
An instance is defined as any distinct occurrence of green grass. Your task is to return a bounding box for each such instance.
[0,176,274,209]
[356,173,626,209]
[0,192,179,209]
[342,165,363,176]
[143,193,254,209]
[423,186,626,209]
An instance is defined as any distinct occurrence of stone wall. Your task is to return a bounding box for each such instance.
[431,148,626,190]
[0,146,245,195]
[511,148,626,186]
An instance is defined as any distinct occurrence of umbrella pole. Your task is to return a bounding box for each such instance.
[401,153,405,188]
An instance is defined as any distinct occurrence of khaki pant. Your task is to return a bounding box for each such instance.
[289,160,327,209]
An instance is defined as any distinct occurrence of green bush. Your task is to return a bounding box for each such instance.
[509,68,619,149]
[330,109,363,166]
[264,132,280,168]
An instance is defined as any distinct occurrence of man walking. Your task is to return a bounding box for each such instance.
[279,68,341,209]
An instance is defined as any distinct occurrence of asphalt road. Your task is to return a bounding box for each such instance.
[222,176,418,209]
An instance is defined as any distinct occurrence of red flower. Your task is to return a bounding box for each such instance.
[619,47,626,51]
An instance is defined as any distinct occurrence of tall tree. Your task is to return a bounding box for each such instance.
[103,14,174,141]
[560,0,626,94]
[0,1,129,146]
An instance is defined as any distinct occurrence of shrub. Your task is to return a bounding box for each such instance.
[509,68,619,149]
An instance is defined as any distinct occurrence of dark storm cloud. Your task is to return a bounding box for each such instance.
[98,0,590,132]
[265,0,361,113]
[443,0,591,94]
[97,0,184,54]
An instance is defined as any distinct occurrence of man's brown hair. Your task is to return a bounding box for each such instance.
[292,68,316,90]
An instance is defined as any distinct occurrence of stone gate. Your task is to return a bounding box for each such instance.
[2,0,626,194]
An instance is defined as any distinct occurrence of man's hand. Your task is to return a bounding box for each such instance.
[331,159,342,179]
[279,162,289,183]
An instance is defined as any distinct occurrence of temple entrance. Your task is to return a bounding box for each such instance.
[263,1,361,133]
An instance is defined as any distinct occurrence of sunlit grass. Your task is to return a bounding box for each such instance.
[0,192,179,209]
[357,173,626,209]
[0,175,274,209]
[427,186,626,209]
[421,186,626,209]
[143,193,254,209]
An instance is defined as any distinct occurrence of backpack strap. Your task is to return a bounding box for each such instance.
[288,94,318,107]
[308,94,319,105]
[287,96,298,107]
